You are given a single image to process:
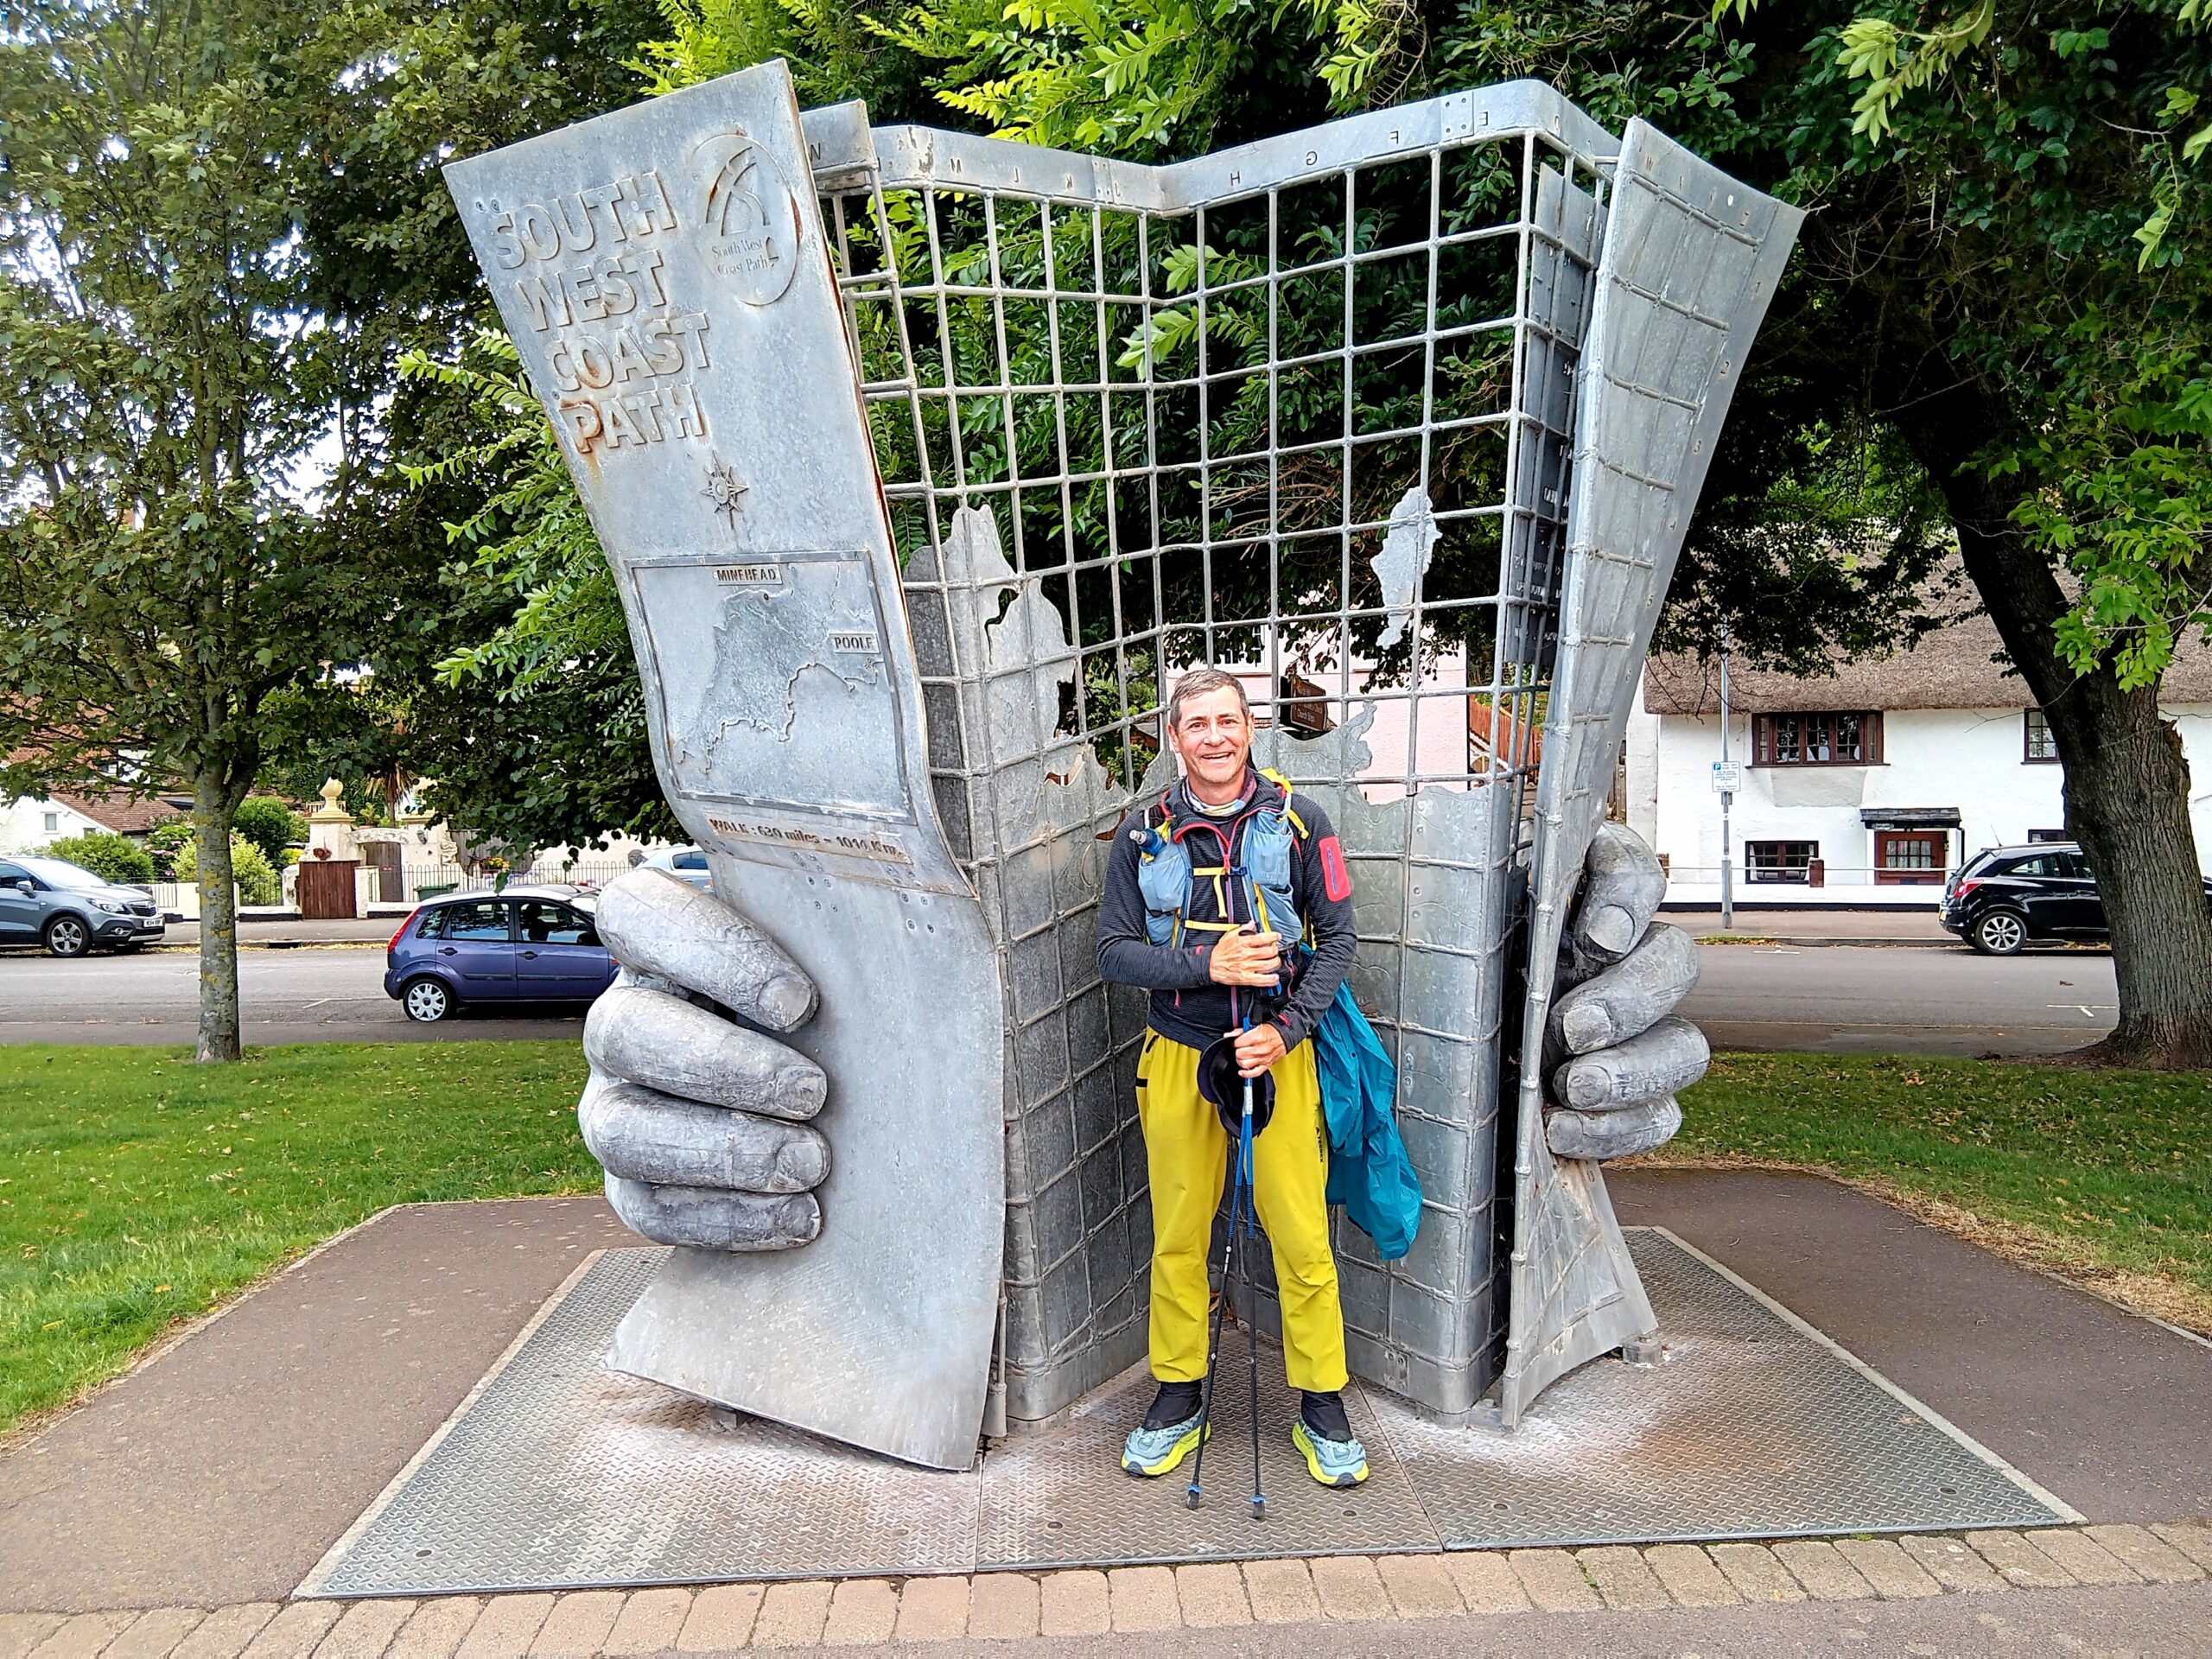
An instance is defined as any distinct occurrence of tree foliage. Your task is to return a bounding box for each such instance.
[174,835,281,906]
[0,0,661,1058]
[42,832,157,888]
[232,798,309,865]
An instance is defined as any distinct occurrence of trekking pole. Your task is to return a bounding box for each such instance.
[1185,983,1244,1512]
[1240,1083,1265,1522]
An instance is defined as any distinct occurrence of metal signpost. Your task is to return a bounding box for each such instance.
[445,61,1799,1468]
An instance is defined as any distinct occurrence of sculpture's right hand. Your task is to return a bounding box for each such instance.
[1208,925,1283,988]
[577,868,830,1251]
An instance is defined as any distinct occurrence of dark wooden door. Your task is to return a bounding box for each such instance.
[365,842,404,902]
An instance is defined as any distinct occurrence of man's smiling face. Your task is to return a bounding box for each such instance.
[1169,683,1254,802]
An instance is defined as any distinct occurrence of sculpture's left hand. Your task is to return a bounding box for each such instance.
[1541,823,1708,1160]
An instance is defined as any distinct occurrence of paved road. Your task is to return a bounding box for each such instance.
[1684,941,2116,1057]
[0,939,2117,1053]
[0,945,583,1045]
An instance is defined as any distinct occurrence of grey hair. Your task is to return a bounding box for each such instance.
[1165,665,1249,733]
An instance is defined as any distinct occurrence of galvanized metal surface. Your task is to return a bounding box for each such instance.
[1379,1230,2067,1548]
[445,65,1007,1472]
[444,60,1793,1459]
[976,1334,1436,1569]
[798,74,1631,1431]
[304,1236,2066,1597]
[1502,124,1803,1427]
[307,1250,980,1598]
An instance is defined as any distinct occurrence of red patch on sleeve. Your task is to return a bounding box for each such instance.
[1319,835,1351,902]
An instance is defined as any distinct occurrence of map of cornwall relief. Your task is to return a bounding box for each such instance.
[635,557,909,818]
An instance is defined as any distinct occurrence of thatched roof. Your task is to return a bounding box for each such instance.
[1643,609,2212,715]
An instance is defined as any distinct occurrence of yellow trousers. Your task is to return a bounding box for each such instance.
[1136,1032,1348,1393]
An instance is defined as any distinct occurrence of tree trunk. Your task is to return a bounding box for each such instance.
[1926,445,2212,1068]
[194,775,242,1065]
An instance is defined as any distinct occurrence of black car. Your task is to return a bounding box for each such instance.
[1940,841,2212,954]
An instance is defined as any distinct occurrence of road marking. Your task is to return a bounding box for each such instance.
[2045,1004,2113,1018]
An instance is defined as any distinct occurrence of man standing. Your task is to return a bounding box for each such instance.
[1096,667,1369,1488]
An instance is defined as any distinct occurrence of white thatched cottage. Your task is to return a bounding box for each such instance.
[1627,614,2212,906]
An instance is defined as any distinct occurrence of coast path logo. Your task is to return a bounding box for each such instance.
[691,129,803,306]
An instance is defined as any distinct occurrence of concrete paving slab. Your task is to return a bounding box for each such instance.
[1611,1169,2212,1521]
[0,1199,634,1614]
[960,1575,1037,1642]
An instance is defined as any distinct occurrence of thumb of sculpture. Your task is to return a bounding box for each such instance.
[594,868,819,1029]
[1570,823,1669,963]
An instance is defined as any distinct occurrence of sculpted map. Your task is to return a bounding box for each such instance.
[634,557,906,817]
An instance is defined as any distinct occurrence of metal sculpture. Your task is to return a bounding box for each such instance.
[444,60,1799,1469]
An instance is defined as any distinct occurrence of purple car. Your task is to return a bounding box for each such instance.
[384,887,618,1022]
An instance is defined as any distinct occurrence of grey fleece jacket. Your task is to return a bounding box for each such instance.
[1094,769,1357,1052]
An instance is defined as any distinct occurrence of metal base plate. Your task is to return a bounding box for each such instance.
[303,1232,2069,1597]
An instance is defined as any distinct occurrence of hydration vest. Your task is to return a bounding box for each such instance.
[1131,770,1311,950]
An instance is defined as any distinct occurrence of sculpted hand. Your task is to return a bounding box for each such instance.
[1209,925,1283,988]
[578,868,830,1249]
[1541,823,1708,1160]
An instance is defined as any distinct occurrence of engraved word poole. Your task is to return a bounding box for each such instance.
[691,130,802,307]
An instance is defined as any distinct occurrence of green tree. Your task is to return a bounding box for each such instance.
[1426,0,2212,1064]
[146,821,194,881]
[231,798,308,867]
[41,832,157,888]
[0,0,659,1060]
[174,835,281,907]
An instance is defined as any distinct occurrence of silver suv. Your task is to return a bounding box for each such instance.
[0,855,166,957]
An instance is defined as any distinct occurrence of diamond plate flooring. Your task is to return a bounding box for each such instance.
[305,1231,2068,1597]
[1376,1230,2064,1548]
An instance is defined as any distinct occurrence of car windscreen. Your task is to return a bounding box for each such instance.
[18,856,109,890]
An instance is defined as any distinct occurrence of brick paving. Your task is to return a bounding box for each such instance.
[8,1526,2209,1656]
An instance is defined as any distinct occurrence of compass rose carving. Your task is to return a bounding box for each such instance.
[702,454,750,526]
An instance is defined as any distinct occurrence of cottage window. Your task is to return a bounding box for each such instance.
[1751,711,1882,766]
[1745,840,1818,883]
[42,811,59,833]
[2024,709,2060,763]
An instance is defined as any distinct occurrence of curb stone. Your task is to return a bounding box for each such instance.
[12,1526,2211,1654]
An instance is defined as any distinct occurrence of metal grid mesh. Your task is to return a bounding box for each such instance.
[804,98,1618,1423]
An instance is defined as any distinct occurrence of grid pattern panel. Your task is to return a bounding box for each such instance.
[813,105,1617,1422]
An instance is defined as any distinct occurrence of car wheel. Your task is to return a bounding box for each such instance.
[403,977,454,1022]
[1971,910,2028,956]
[43,915,91,958]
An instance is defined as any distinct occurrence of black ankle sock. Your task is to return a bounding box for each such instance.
[1143,1380,1204,1429]
[1300,1389,1352,1442]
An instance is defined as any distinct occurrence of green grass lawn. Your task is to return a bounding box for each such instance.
[1,1041,594,1436]
[1669,1052,2212,1331]
[5,1041,2208,1441]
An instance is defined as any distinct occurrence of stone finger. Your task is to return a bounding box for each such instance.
[579,1075,830,1192]
[1546,1096,1682,1160]
[604,1173,822,1251]
[1552,924,1700,1053]
[594,867,818,1031]
[1550,1014,1710,1110]
[1572,822,1667,962]
[584,984,827,1119]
